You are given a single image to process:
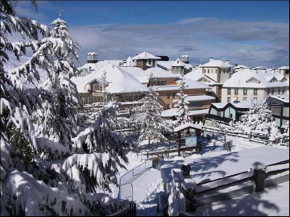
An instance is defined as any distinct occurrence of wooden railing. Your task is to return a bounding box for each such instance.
[164,160,289,216]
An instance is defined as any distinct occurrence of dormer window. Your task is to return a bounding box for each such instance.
[93,83,102,91]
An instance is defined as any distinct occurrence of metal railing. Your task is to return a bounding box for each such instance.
[118,160,152,200]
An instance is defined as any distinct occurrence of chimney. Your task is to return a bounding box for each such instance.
[180,55,190,64]
[226,60,230,65]
[210,57,214,62]
[87,52,98,64]
[136,59,147,70]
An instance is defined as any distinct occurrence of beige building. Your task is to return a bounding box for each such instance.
[222,69,289,103]
[200,57,232,101]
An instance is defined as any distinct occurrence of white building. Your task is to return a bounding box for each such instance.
[221,69,289,103]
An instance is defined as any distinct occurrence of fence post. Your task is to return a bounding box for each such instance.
[252,162,266,192]
[181,179,197,213]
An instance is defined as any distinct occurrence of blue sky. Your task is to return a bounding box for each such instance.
[14,1,289,67]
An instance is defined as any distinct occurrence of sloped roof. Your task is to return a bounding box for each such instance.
[79,60,123,73]
[172,58,186,67]
[132,52,161,60]
[201,60,232,68]
[278,66,289,70]
[72,64,149,94]
[184,67,217,84]
[157,61,192,70]
[185,95,216,102]
[268,95,289,103]
[234,65,250,70]
[223,69,289,88]
[123,66,179,83]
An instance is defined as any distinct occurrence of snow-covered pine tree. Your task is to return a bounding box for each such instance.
[33,12,82,156]
[72,102,130,192]
[173,75,191,127]
[234,104,281,143]
[1,1,129,215]
[138,74,168,147]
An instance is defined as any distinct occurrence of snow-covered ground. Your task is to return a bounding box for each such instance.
[195,181,289,216]
[122,134,289,216]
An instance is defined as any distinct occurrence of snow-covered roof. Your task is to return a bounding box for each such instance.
[212,102,227,109]
[184,67,217,84]
[268,95,289,103]
[223,69,289,88]
[201,60,232,68]
[72,64,149,94]
[125,56,134,67]
[157,61,193,70]
[161,108,209,118]
[123,66,179,84]
[188,109,209,116]
[234,65,250,70]
[254,66,267,70]
[212,100,264,110]
[172,58,186,67]
[181,78,209,89]
[132,52,161,60]
[79,60,123,73]
[278,66,289,70]
[152,79,208,92]
[174,123,203,132]
[186,95,215,102]
[161,108,179,118]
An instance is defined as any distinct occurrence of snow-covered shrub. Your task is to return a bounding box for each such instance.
[234,104,281,143]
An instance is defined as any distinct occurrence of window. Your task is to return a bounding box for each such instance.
[243,89,247,95]
[254,89,258,96]
[167,93,171,99]
[272,88,275,95]
[148,59,152,65]
[228,88,231,95]
[93,84,102,91]
[167,104,170,109]
[243,97,247,101]
[227,97,231,102]
[267,88,270,95]
[275,118,281,127]
[278,88,281,94]
[189,101,203,108]
[283,107,289,117]
[272,106,282,116]
[172,92,176,98]
[210,108,217,115]
[234,88,239,95]
[282,87,285,94]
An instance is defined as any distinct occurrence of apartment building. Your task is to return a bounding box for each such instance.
[221,69,289,103]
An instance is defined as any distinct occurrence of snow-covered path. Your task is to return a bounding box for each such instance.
[137,182,164,216]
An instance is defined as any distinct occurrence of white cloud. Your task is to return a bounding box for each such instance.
[69,17,289,68]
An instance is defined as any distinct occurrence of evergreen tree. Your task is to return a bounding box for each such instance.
[34,12,81,154]
[138,74,168,147]
[1,2,129,215]
[173,75,191,127]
